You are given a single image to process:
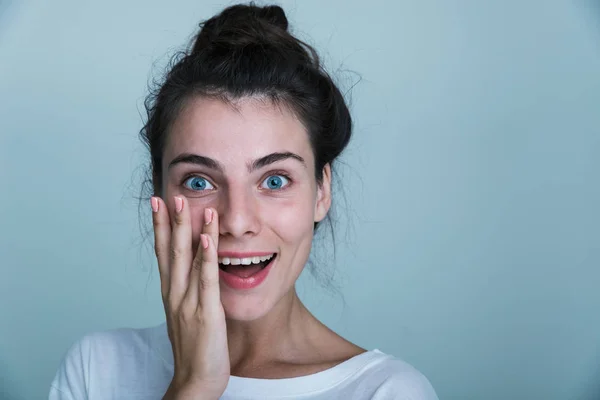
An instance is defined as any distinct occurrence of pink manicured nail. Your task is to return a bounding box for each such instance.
[150,197,159,213]
[201,234,209,249]
[174,196,183,213]
[204,208,213,225]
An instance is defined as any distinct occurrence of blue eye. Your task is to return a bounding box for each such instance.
[183,176,215,191]
[261,175,289,190]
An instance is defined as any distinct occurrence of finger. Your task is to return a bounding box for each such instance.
[198,234,221,309]
[203,208,220,257]
[151,196,171,299]
[185,208,219,306]
[169,195,193,306]
[197,208,221,308]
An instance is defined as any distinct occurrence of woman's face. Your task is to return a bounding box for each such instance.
[161,96,331,321]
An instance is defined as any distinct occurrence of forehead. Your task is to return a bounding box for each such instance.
[164,96,313,167]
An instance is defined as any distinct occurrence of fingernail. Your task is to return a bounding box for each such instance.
[201,234,209,249]
[150,197,159,213]
[204,208,213,225]
[174,196,183,213]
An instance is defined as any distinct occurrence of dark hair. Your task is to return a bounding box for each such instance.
[137,2,354,292]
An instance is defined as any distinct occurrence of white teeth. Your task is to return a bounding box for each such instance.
[218,253,275,266]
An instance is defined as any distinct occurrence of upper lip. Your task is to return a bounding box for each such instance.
[217,251,276,258]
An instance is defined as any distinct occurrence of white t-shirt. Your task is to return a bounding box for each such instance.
[49,322,438,400]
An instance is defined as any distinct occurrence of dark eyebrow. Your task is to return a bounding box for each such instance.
[168,153,224,172]
[249,152,306,171]
[167,151,306,173]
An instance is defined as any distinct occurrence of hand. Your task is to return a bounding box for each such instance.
[151,195,230,400]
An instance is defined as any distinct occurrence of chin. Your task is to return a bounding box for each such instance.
[220,294,272,322]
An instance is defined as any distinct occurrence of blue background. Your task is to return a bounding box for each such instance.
[1,1,599,399]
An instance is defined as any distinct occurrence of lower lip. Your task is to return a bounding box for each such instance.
[219,256,275,290]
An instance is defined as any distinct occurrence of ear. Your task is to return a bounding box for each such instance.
[314,163,332,223]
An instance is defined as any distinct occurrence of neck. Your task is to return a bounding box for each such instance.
[225,287,319,371]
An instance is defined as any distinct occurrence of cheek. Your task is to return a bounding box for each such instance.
[263,195,315,241]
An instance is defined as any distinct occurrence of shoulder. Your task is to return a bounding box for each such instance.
[62,323,165,364]
[49,322,170,399]
[355,350,439,400]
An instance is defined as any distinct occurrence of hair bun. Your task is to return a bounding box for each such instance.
[192,4,289,53]
[257,5,288,30]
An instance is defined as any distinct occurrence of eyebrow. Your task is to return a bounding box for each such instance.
[167,151,306,173]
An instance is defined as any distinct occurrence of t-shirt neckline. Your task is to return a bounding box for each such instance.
[224,348,386,397]
[153,322,387,397]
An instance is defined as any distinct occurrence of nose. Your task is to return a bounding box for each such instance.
[218,185,261,239]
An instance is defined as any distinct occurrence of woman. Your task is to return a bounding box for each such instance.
[50,3,438,399]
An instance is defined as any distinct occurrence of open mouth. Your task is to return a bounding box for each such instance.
[218,253,277,277]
